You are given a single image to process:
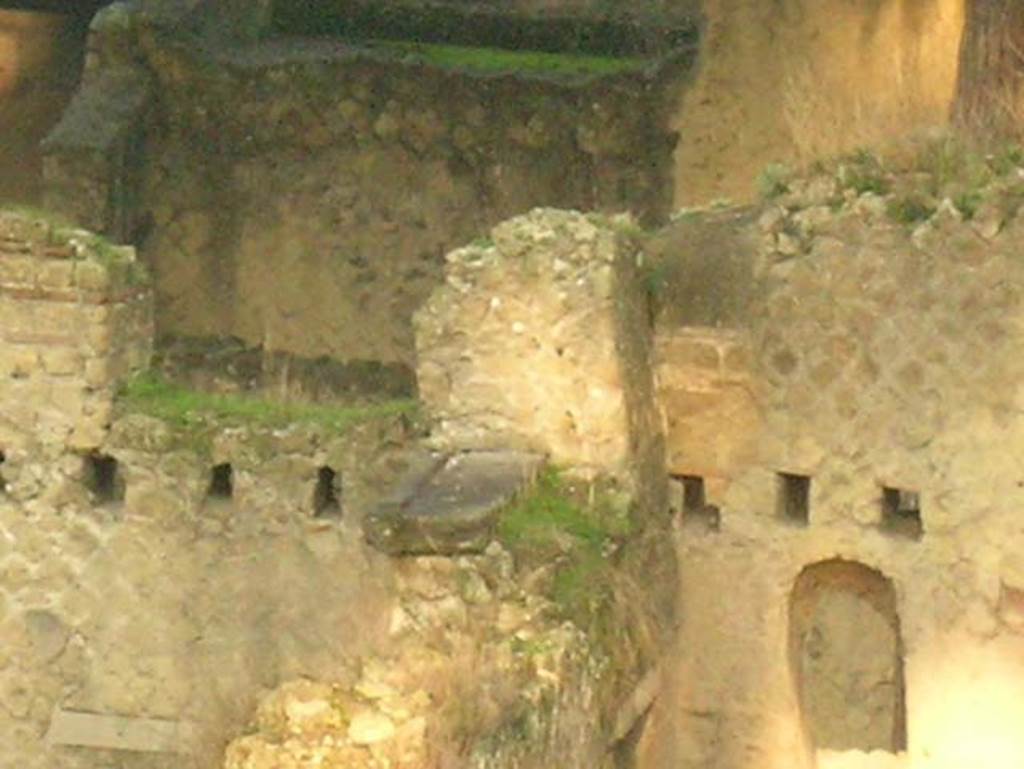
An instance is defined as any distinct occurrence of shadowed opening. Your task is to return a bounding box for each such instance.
[881,486,922,540]
[84,452,124,504]
[777,472,810,525]
[313,465,341,517]
[207,463,234,500]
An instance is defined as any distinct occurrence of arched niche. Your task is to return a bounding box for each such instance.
[789,558,907,753]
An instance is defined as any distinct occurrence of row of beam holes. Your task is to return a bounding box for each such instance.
[82,454,343,517]
[674,472,923,540]
[777,473,922,539]
[205,463,342,517]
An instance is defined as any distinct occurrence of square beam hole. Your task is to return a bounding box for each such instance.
[85,453,124,505]
[0,449,6,494]
[207,463,233,500]
[670,474,720,531]
[881,486,922,540]
[777,472,810,525]
[313,466,341,518]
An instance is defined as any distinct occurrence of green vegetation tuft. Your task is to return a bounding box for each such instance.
[370,40,645,76]
[498,467,631,558]
[757,162,792,200]
[837,149,891,196]
[886,194,937,225]
[116,371,418,433]
[498,467,635,649]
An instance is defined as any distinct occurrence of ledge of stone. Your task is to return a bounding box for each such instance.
[364,450,544,555]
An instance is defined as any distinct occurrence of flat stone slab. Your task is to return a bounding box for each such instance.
[46,707,195,754]
[365,450,544,555]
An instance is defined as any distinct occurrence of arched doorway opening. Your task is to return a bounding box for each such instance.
[789,558,907,754]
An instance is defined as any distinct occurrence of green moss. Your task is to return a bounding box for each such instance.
[370,40,645,76]
[116,371,418,434]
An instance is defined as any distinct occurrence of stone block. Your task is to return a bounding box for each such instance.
[40,348,81,377]
[46,708,194,753]
[365,450,544,555]
[35,259,75,290]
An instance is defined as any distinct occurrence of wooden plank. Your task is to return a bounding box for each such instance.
[46,707,195,753]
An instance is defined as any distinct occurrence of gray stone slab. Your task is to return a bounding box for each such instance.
[365,450,545,555]
[46,707,195,754]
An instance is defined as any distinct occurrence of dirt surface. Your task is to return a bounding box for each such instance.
[672,0,965,206]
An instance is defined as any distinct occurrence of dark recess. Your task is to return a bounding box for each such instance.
[85,452,124,504]
[313,465,341,517]
[880,487,922,540]
[675,474,720,530]
[270,0,699,57]
[777,472,810,525]
[207,463,234,499]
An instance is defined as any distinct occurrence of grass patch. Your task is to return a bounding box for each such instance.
[369,40,646,76]
[498,467,631,560]
[498,468,639,658]
[116,371,418,434]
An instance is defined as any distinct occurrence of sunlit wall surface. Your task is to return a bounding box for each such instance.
[672,0,966,206]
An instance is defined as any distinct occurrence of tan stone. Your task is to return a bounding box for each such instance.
[347,709,395,745]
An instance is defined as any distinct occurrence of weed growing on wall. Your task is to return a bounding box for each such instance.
[497,468,656,716]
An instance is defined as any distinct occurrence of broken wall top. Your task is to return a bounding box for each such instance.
[0,210,152,453]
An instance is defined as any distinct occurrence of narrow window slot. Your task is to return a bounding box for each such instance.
[777,472,810,525]
[313,466,341,517]
[881,486,922,540]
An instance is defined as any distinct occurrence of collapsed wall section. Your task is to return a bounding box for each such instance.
[415,209,640,478]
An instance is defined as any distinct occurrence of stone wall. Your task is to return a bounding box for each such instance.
[415,209,639,478]
[139,42,680,379]
[1,404,419,768]
[0,211,151,454]
[640,172,1024,769]
[0,210,406,768]
[42,5,688,392]
[672,0,964,205]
